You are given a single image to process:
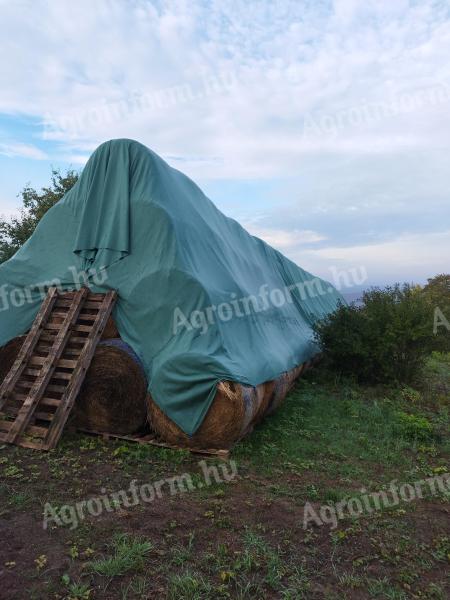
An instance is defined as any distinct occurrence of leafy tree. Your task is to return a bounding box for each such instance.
[313,283,435,384]
[422,274,450,351]
[0,168,79,263]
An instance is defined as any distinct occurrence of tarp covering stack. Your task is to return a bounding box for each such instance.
[0,139,343,439]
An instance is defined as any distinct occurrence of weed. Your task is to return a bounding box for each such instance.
[88,533,153,578]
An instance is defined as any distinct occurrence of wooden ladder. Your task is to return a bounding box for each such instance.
[0,287,117,450]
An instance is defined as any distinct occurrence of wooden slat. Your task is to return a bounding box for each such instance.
[39,332,57,343]
[78,428,231,459]
[44,322,63,330]
[3,404,55,421]
[72,324,91,333]
[40,397,62,407]
[57,359,77,369]
[5,288,88,444]
[23,368,41,377]
[29,356,47,366]
[50,371,73,381]
[44,290,117,449]
[14,380,65,392]
[77,313,97,322]
[50,312,69,320]
[11,394,59,409]
[57,300,101,310]
[0,288,58,411]
[0,419,48,438]
[61,348,83,357]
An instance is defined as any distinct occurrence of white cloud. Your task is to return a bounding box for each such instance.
[289,231,450,285]
[0,0,449,283]
[0,142,47,160]
[244,225,326,248]
[1,0,450,178]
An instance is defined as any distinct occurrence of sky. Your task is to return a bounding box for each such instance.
[0,0,449,290]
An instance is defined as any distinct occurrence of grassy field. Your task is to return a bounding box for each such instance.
[0,353,449,599]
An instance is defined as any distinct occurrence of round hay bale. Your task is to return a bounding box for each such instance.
[0,336,25,384]
[147,381,247,449]
[73,340,147,435]
[147,372,298,450]
[263,361,310,416]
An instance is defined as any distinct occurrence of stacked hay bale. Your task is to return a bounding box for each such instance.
[146,362,310,449]
[72,339,148,435]
[0,321,313,447]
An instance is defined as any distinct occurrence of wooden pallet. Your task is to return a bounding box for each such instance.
[0,287,117,450]
[76,428,231,459]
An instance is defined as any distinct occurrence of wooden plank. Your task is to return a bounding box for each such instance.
[39,332,58,342]
[13,397,59,411]
[5,288,88,444]
[0,288,58,411]
[57,300,101,310]
[8,438,44,450]
[61,348,83,357]
[50,371,73,381]
[16,380,67,393]
[44,290,117,449]
[44,322,63,330]
[0,419,48,438]
[50,312,69,320]
[29,356,47,366]
[77,313,97,322]
[23,368,41,377]
[4,404,55,421]
[40,397,62,407]
[77,428,231,459]
[56,359,77,369]
[72,324,92,333]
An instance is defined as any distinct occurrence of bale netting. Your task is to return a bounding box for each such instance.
[0,336,25,385]
[147,360,312,449]
[73,339,147,435]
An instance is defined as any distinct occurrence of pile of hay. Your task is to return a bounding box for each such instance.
[73,340,147,435]
[0,327,316,448]
[147,361,311,449]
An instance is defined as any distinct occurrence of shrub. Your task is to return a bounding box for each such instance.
[313,284,435,384]
[394,411,434,441]
[421,274,450,352]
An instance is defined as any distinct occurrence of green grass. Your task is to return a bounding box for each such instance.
[1,352,449,599]
[235,354,450,485]
[88,534,153,578]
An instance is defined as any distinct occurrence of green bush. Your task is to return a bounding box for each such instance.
[313,284,435,384]
[394,411,434,441]
[421,274,450,352]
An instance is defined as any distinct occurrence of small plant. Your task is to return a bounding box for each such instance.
[394,411,434,441]
[167,569,213,599]
[88,533,153,578]
[34,554,47,571]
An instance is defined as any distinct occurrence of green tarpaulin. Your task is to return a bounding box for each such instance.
[0,139,343,435]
